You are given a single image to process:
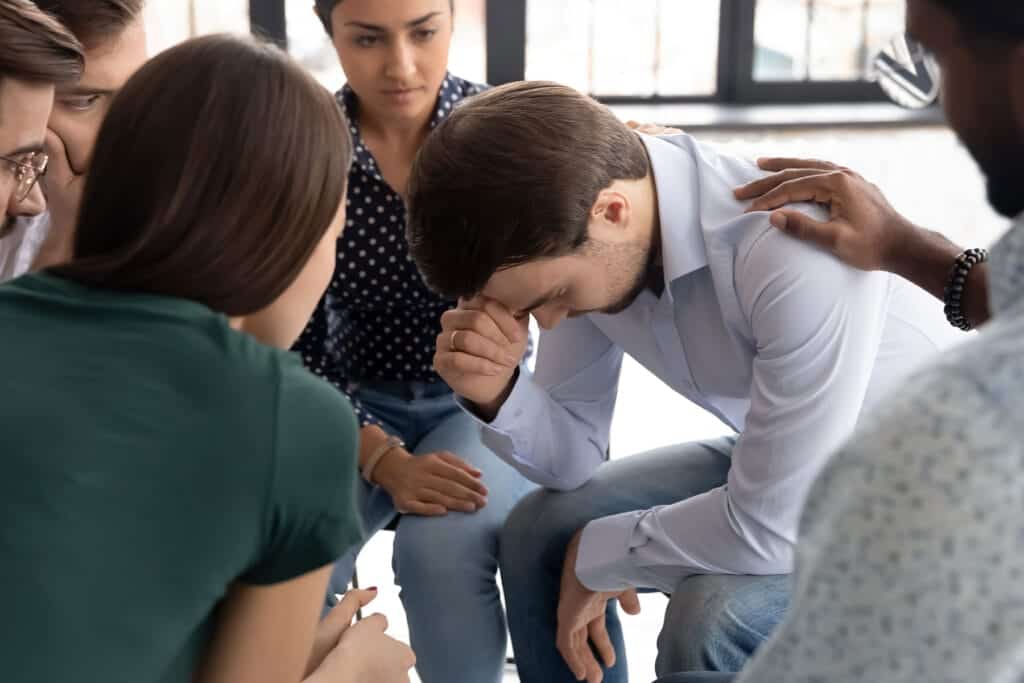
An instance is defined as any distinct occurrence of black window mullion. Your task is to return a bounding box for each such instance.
[250,0,288,48]
[719,0,753,103]
[486,0,526,85]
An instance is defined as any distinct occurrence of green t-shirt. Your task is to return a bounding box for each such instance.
[0,273,363,682]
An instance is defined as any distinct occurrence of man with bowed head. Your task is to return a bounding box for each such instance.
[404,76,961,681]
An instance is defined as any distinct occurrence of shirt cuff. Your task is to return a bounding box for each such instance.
[574,511,646,593]
[455,366,547,456]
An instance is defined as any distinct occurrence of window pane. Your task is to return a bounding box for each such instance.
[449,0,487,83]
[753,0,905,82]
[143,0,250,55]
[286,0,486,89]
[527,0,719,97]
[656,1,720,96]
[286,1,343,87]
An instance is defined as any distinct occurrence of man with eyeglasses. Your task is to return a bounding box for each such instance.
[661,1,1024,681]
[25,0,148,273]
[0,0,83,280]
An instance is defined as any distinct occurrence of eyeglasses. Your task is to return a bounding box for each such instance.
[1,151,49,204]
[871,33,941,110]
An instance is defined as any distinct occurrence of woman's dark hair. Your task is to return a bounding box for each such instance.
[52,34,352,315]
[314,0,454,36]
[32,0,145,50]
[0,0,84,85]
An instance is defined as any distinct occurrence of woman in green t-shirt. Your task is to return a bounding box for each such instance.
[0,35,413,683]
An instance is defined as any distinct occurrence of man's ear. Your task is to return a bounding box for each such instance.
[588,188,632,242]
[1009,43,1024,131]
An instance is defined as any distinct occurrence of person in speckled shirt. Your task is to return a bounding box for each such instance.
[668,1,1024,681]
[294,3,537,682]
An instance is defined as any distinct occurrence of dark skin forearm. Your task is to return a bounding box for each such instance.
[889,227,991,329]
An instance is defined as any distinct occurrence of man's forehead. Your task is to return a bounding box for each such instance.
[58,20,148,94]
[483,260,563,305]
[0,78,53,155]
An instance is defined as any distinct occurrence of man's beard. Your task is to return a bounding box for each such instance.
[983,152,1024,218]
[967,129,1024,219]
[597,239,659,315]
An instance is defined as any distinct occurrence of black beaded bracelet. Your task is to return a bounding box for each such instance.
[943,247,988,331]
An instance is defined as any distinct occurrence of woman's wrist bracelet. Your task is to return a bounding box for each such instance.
[362,435,404,484]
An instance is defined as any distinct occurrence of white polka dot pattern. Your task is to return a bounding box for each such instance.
[292,73,487,426]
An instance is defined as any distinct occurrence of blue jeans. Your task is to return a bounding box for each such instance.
[500,438,791,682]
[326,381,537,683]
[654,675,736,683]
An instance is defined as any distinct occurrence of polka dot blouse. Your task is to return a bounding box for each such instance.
[292,73,486,427]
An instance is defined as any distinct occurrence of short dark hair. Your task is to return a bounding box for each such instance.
[33,0,145,50]
[0,0,84,86]
[931,0,1024,41]
[406,81,650,300]
[314,0,454,36]
[52,34,352,316]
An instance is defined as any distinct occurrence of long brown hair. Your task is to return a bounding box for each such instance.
[0,0,84,85]
[53,34,352,316]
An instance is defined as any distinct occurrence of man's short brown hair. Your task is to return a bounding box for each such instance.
[32,0,144,50]
[406,81,650,300]
[0,0,84,86]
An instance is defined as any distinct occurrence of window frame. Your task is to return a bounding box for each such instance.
[728,0,891,104]
[250,0,896,105]
[250,0,287,48]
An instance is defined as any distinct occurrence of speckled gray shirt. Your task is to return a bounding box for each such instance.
[737,217,1024,683]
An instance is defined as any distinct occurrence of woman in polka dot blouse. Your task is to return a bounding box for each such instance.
[299,2,537,681]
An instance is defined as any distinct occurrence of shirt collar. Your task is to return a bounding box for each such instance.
[988,213,1024,316]
[639,134,709,293]
[338,72,465,176]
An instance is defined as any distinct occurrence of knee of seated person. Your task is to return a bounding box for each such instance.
[656,574,790,673]
[499,490,540,560]
[394,511,500,575]
[500,487,576,550]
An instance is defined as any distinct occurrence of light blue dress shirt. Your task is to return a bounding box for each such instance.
[734,217,1024,682]
[467,133,961,593]
[0,213,49,282]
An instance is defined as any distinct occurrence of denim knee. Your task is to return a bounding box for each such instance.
[499,487,576,578]
[394,506,505,589]
[656,574,791,674]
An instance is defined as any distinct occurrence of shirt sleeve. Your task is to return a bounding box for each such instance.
[241,360,365,585]
[736,368,1018,682]
[575,226,893,592]
[291,292,382,429]
[458,314,623,491]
